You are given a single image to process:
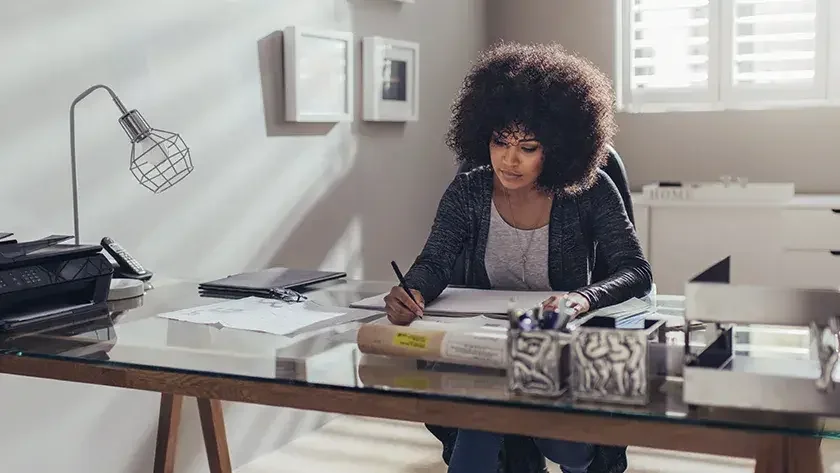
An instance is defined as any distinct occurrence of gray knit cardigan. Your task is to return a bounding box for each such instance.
[403,166,652,308]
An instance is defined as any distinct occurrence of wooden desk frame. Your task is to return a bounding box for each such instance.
[154,394,231,473]
[0,355,823,473]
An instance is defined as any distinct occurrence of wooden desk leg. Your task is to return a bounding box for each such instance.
[153,393,184,473]
[197,398,233,473]
[754,435,786,473]
[784,436,823,473]
[754,435,823,473]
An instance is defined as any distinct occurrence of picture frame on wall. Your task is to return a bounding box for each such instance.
[362,36,419,122]
[283,26,354,122]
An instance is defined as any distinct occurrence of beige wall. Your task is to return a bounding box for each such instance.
[0,1,486,472]
[488,0,840,194]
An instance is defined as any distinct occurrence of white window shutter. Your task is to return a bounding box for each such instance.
[720,0,829,104]
[620,0,720,109]
[826,0,840,101]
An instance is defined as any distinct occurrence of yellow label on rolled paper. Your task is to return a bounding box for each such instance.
[394,376,431,390]
[393,332,428,349]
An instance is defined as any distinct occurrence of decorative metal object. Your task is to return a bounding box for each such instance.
[507,328,569,397]
[810,316,840,392]
[69,84,194,244]
[570,316,665,405]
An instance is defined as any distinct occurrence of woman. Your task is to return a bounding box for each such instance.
[383,42,652,473]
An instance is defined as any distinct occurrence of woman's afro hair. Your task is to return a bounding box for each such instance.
[445,41,617,195]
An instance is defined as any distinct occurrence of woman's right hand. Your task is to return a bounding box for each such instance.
[383,286,425,325]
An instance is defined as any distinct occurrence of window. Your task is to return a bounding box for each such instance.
[616,0,839,112]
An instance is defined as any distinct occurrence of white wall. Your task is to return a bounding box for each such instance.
[0,1,486,472]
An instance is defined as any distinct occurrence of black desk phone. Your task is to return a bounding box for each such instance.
[100,237,153,282]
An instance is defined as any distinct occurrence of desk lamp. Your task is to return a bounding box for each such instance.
[69,84,194,245]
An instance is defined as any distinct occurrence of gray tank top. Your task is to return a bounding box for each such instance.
[485,201,551,291]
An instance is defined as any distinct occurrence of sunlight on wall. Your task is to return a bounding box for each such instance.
[0,2,356,473]
[319,215,365,279]
[0,0,357,285]
[0,1,490,472]
[229,121,358,276]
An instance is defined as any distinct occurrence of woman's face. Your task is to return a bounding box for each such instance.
[489,130,544,192]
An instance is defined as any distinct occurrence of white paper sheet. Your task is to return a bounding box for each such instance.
[587,297,650,318]
[350,287,560,316]
[370,313,510,330]
[157,297,348,336]
[353,287,656,323]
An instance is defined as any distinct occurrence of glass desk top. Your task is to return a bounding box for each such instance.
[0,278,835,439]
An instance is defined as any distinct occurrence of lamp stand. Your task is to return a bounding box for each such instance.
[69,85,130,245]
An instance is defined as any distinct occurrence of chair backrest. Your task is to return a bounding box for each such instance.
[600,145,634,226]
[591,146,634,282]
[449,146,634,286]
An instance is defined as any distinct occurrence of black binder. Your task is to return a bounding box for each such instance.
[198,267,346,299]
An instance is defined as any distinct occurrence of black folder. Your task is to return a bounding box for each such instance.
[198,267,346,298]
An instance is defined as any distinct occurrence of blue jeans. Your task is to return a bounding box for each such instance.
[447,429,594,473]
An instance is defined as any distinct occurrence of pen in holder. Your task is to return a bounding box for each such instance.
[507,305,571,398]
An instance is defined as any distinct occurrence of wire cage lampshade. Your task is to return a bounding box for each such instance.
[118,109,194,194]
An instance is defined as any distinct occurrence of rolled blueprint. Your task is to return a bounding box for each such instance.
[356,320,508,369]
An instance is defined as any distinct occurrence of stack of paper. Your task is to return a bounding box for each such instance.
[350,287,559,316]
[569,297,653,330]
[350,287,655,322]
[587,297,650,317]
[157,297,350,336]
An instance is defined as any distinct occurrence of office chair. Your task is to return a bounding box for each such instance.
[428,145,634,473]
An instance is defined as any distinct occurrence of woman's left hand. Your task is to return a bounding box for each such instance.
[542,292,591,318]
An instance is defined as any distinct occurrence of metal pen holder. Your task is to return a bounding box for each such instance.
[570,316,666,406]
[507,328,570,397]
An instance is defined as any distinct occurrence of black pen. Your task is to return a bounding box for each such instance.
[390,260,422,318]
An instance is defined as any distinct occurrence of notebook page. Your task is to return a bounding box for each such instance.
[350,287,561,315]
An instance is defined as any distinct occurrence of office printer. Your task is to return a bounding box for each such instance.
[0,233,113,332]
[0,306,117,360]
